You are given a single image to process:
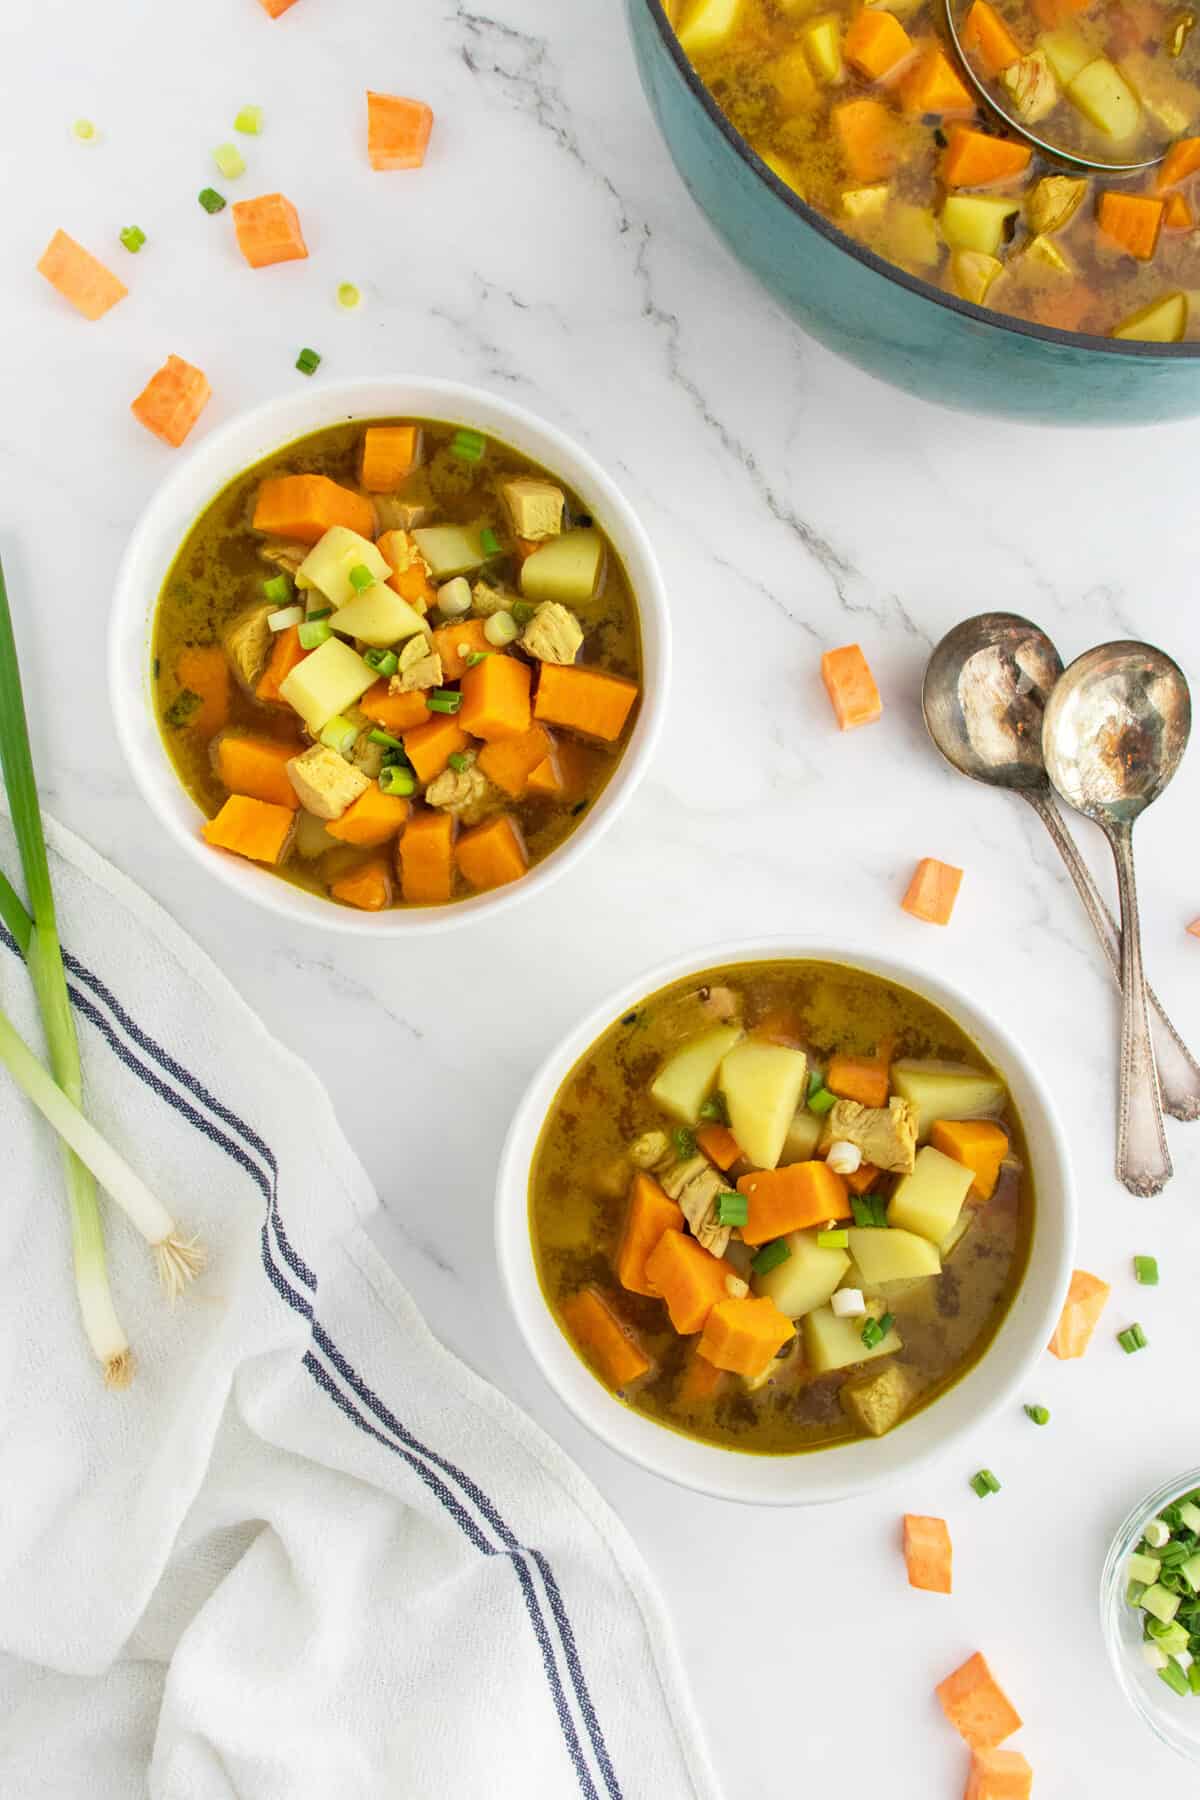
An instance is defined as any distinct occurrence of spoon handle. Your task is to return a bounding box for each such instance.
[1027,792,1200,1122]
[1107,822,1172,1196]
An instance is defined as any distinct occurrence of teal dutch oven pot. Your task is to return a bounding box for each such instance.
[627,0,1200,423]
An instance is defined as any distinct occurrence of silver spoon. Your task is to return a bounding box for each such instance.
[1043,642,1192,1196]
[923,614,1200,1126]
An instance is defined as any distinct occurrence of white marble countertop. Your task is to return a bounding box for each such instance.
[6,0,1200,1793]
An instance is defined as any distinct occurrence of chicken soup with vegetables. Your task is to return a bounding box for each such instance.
[531,960,1033,1454]
[153,419,641,912]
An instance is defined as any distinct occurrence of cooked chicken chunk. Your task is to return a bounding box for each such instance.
[662,1158,732,1257]
[424,762,493,824]
[374,497,431,532]
[819,1097,918,1174]
[222,604,275,693]
[521,601,584,666]
[472,579,517,617]
[628,1130,672,1171]
[698,984,741,1023]
[393,633,442,694]
[840,1363,916,1437]
[259,537,308,575]
[1026,175,1087,236]
[1000,51,1058,124]
[501,476,564,541]
[286,745,370,820]
[351,732,385,780]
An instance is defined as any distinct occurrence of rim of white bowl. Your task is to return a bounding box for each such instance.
[496,937,1077,1505]
[108,377,670,936]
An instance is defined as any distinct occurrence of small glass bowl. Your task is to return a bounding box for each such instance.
[1101,1466,1200,1765]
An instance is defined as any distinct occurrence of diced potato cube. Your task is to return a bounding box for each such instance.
[677,0,743,54]
[411,525,487,580]
[1068,57,1140,139]
[951,248,1004,304]
[769,44,819,109]
[803,1303,902,1372]
[520,530,605,606]
[298,528,392,610]
[277,637,377,732]
[888,1145,974,1244]
[1038,26,1092,87]
[331,586,428,647]
[720,1041,810,1169]
[884,201,941,267]
[780,1107,823,1163]
[845,1226,941,1286]
[842,183,891,220]
[940,195,1021,256]
[650,1026,743,1124]
[753,1230,850,1317]
[890,1060,1007,1138]
[1112,291,1187,341]
[802,14,844,83]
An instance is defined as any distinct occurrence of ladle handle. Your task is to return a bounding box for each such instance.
[1028,792,1200,1122]
[1108,822,1172,1196]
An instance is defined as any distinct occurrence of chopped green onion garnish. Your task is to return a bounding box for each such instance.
[1118,1324,1148,1354]
[672,1126,696,1161]
[348,563,376,592]
[1134,1255,1159,1286]
[808,1085,837,1116]
[698,1092,728,1124]
[295,346,321,376]
[465,651,490,667]
[1147,1619,1189,1653]
[426,690,463,714]
[1179,1500,1200,1535]
[234,105,264,135]
[1127,1579,1148,1607]
[511,601,535,626]
[337,282,363,310]
[364,648,398,678]
[212,143,246,179]
[861,1317,884,1349]
[716,1192,748,1227]
[450,428,486,464]
[971,1469,1001,1497]
[816,1228,849,1249]
[368,728,405,752]
[1024,1403,1050,1426]
[1159,1661,1189,1698]
[1141,1583,1181,1623]
[119,225,146,253]
[263,573,292,603]
[306,606,333,621]
[267,605,304,632]
[320,715,358,755]
[877,1311,894,1335]
[850,1194,888,1229]
[447,752,472,773]
[480,527,502,558]
[298,620,332,650]
[72,118,98,142]
[198,187,227,214]
[379,765,416,797]
[752,1239,791,1276]
[1189,1662,1200,1696]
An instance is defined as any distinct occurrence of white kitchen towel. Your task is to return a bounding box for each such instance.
[0,812,720,1800]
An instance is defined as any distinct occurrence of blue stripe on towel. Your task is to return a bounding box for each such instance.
[0,921,622,1800]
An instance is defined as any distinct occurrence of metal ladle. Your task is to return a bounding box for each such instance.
[941,0,1168,176]
[923,614,1200,1134]
[1043,641,1192,1196]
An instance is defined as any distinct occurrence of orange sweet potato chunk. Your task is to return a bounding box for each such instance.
[902,857,963,925]
[936,1653,1023,1751]
[821,644,883,730]
[331,856,393,912]
[455,815,529,891]
[904,1514,953,1593]
[561,1287,650,1389]
[644,1231,736,1334]
[459,654,532,742]
[1048,1268,1110,1359]
[367,91,435,171]
[252,474,374,545]
[736,1161,851,1245]
[131,355,212,448]
[966,1749,1033,1799]
[398,809,455,904]
[697,1296,795,1380]
[930,1119,1008,1201]
[231,193,308,268]
[202,794,295,865]
[37,229,127,320]
[696,1124,742,1171]
[615,1174,684,1297]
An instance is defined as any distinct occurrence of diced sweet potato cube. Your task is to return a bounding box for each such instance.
[402,716,470,783]
[697,1296,795,1380]
[936,1653,1022,1751]
[252,474,374,545]
[644,1230,736,1334]
[367,90,435,171]
[560,1287,651,1389]
[326,786,411,848]
[904,1514,953,1593]
[821,643,882,730]
[1047,1268,1110,1359]
[398,809,455,903]
[37,229,127,321]
[131,355,211,448]
[965,1748,1033,1799]
[930,1119,1008,1201]
[202,794,296,865]
[459,655,532,741]
[455,814,529,891]
[331,856,393,912]
[616,1174,684,1296]
[477,725,555,798]
[231,192,309,268]
[902,857,963,925]
[736,1161,851,1245]
[533,664,638,742]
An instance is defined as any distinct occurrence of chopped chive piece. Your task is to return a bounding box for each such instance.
[1024,1403,1050,1426]
[752,1239,791,1276]
[295,346,321,376]
[263,573,292,604]
[348,563,376,592]
[379,766,416,797]
[861,1317,884,1349]
[235,105,264,135]
[450,428,486,464]
[465,650,489,667]
[1133,1322,1148,1347]
[337,281,363,310]
[1127,1579,1148,1607]
[1134,1255,1159,1286]
[480,526,502,558]
[364,647,398,677]
[877,1311,894,1336]
[698,1092,728,1124]
[672,1126,697,1161]
[1179,1500,1200,1535]
[213,143,246,179]
[1142,1583,1181,1623]
[971,1469,1001,1498]
[1147,1619,1189,1652]
[368,728,405,752]
[1190,1663,1200,1696]
[297,619,332,650]
[426,690,463,714]
[716,1192,748,1227]
[808,1085,837,1116]
[73,118,98,142]
[511,600,535,625]
[320,715,358,754]
[198,187,227,214]
[850,1193,889,1229]
[447,751,473,773]
[1119,1324,1148,1354]
[817,1228,849,1249]
[306,606,333,621]
[1160,1661,1190,1697]
[119,225,146,253]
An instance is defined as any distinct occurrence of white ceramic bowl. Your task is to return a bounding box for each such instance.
[109,378,669,935]
[496,939,1076,1504]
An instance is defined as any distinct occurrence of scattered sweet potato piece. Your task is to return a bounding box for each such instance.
[455,814,529,891]
[697,1124,742,1171]
[904,1514,953,1593]
[1163,191,1194,231]
[561,1286,651,1388]
[821,643,883,730]
[737,1161,851,1245]
[367,90,435,171]
[360,425,421,491]
[961,0,1023,73]
[941,126,1031,188]
[131,355,211,448]
[1048,1267,1110,1359]
[460,654,532,741]
[231,193,308,268]
[403,715,470,784]
[175,646,231,739]
[525,736,595,800]
[844,8,914,79]
[832,98,901,181]
[477,725,555,798]
[697,1296,795,1379]
[677,1345,727,1405]
[533,664,638,742]
[1160,136,1200,190]
[930,1119,1008,1201]
[215,733,301,809]
[936,1653,1022,1751]
[899,43,975,114]
[258,0,300,15]
[432,619,493,682]
[331,856,393,912]
[1188,918,1200,938]
[1097,191,1164,261]
[256,625,307,704]
[326,785,411,848]
[377,530,438,608]
[252,474,374,544]
[36,229,127,321]
[827,1053,890,1109]
[845,1161,880,1195]
[202,794,296,865]
[965,1748,1033,1799]
[359,681,430,733]
[616,1174,684,1296]
[398,808,455,903]
[902,857,963,925]
[644,1230,736,1334]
